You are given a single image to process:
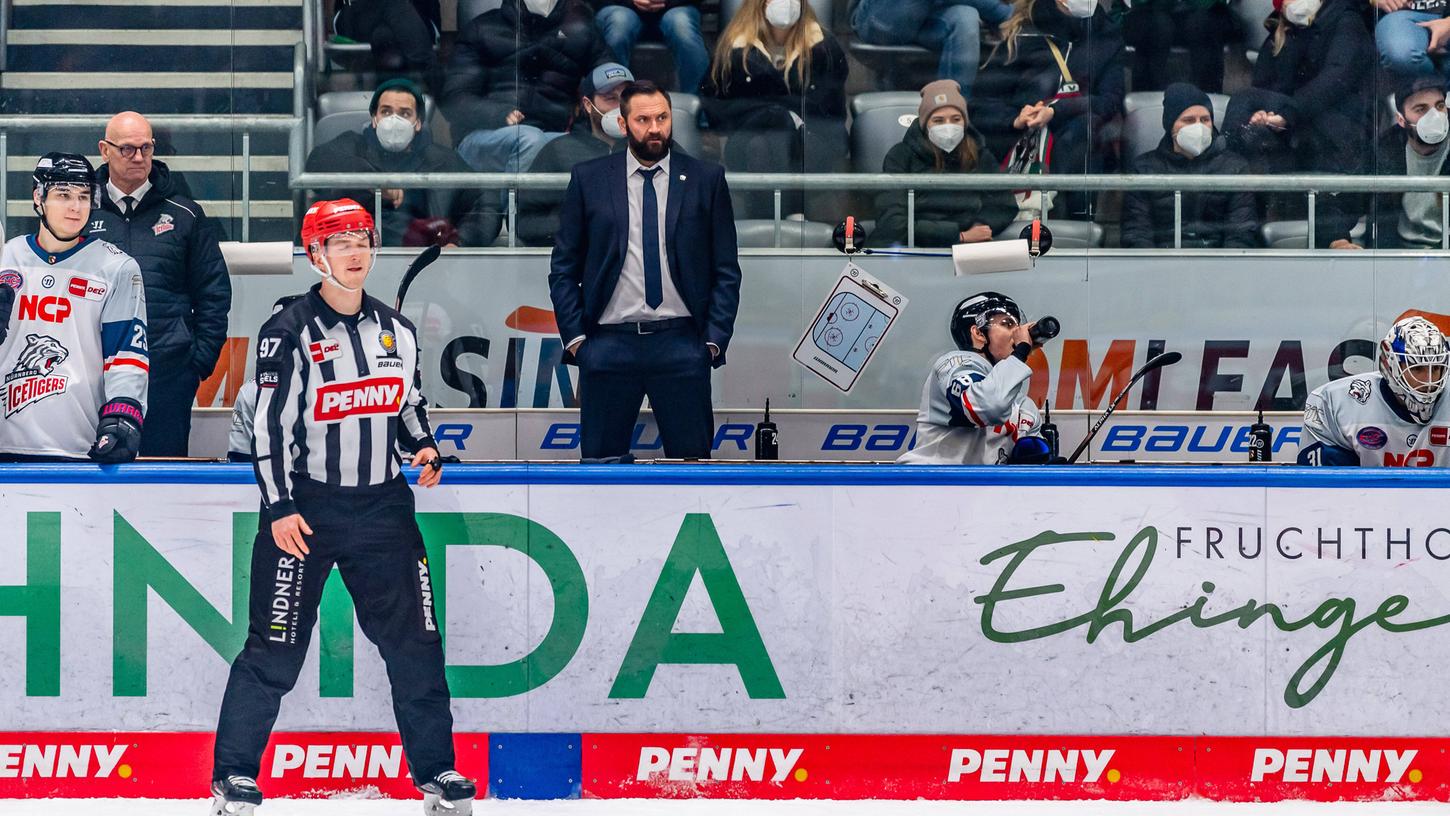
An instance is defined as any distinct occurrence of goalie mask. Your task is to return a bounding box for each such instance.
[1379,315,1450,425]
[32,153,99,242]
[951,291,1023,352]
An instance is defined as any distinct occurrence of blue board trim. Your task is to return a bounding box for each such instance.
[1,462,1450,488]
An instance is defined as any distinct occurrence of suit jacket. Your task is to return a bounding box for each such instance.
[548,149,742,367]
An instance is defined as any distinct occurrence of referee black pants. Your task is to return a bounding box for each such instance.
[212,476,455,785]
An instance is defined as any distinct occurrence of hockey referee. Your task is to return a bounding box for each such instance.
[209,199,475,816]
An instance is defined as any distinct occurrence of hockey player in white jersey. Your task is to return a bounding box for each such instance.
[0,153,148,462]
[897,291,1053,465]
[1299,315,1450,467]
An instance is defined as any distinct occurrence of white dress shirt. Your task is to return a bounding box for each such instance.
[599,150,691,324]
[107,178,152,213]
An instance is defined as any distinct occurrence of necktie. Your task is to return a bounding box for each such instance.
[637,166,662,309]
[122,196,135,217]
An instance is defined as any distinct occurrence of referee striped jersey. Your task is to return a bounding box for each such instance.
[252,283,435,519]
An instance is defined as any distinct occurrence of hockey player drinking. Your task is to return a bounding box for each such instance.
[0,153,148,462]
[209,199,475,815]
[1299,315,1450,467]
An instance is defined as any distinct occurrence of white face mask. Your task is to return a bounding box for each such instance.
[1174,121,1213,158]
[374,114,417,152]
[1283,0,1319,27]
[927,123,966,153]
[1063,0,1097,18]
[764,0,801,29]
[522,0,558,16]
[1416,107,1450,145]
[597,103,626,139]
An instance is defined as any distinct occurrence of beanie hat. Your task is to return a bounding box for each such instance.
[370,77,426,121]
[1395,75,1447,114]
[918,79,968,124]
[1161,82,1212,131]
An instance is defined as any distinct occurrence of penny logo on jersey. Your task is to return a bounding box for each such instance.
[5,334,70,416]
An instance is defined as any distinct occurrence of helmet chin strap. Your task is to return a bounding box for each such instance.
[311,250,365,293]
[34,198,85,244]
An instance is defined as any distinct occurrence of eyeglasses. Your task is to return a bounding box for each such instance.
[103,140,155,159]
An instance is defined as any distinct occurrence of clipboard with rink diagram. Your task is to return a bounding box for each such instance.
[792,262,908,392]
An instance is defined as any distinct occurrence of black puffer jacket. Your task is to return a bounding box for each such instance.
[1121,132,1257,248]
[701,27,850,129]
[870,123,1017,248]
[93,161,231,376]
[442,0,612,140]
[305,126,501,246]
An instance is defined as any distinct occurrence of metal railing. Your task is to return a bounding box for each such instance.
[288,170,1450,250]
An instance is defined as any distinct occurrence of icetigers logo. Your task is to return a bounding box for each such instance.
[1349,378,1372,405]
[5,333,70,416]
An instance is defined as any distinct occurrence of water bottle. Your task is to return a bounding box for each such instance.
[755,399,779,461]
[1040,402,1059,460]
[1249,410,1272,463]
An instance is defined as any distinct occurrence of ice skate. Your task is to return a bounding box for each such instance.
[419,769,476,815]
[208,775,263,815]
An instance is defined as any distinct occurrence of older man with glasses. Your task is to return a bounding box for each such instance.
[92,110,231,458]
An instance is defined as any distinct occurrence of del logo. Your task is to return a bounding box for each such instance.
[0,744,127,778]
[18,295,72,323]
[947,748,1115,783]
[636,746,804,783]
[1357,426,1388,450]
[4,333,69,417]
[308,338,342,363]
[1250,748,1418,783]
[314,377,404,422]
[268,744,405,779]
[1432,426,1450,446]
[68,276,106,301]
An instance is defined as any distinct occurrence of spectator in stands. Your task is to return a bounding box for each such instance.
[849,0,1012,97]
[332,0,442,91]
[1121,0,1233,92]
[702,0,850,219]
[93,111,230,457]
[870,80,1018,247]
[305,78,501,247]
[1337,77,1450,249]
[1121,83,1256,248]
[443,0,613,172]
[1375,0,1450,81]
[518,64,632,246]
[595,0,709,93]
[1224,0,1372,248]
[972,0,1126,218]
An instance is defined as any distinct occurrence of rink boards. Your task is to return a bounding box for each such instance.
[4,464,1450,802]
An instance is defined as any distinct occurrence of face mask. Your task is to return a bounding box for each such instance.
[1062,0,1097,19]
[1175,122,1213,158]
[595,103,626,139]
[522,0,558,16]
[374,114,416,152]
[1416,107,1449,145]
[764,0,801,29]
[1282,0,1319,27]
[927,123,966,153]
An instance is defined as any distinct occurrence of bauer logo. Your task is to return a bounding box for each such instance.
[0,744,128,779]
[268,744,405,780]
[314,377,404,422]
[1249,748,1417,783]
[635,746,804,783]
[946,748,1115,784]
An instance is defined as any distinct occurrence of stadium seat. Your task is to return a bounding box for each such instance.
[1234,0,1274,62]
[317,91,439,130]
[312,111,373,147]
[847,42,939,91]
[850,104,918,173]
[995,220,1105,248]
[669,92,703,156]
[1260,218,1368,249]
[1122,91,1231,162]
[850,92,921,117]
[734,219,837,248]
[459,0,504,26]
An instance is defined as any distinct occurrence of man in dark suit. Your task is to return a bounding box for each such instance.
[548,80,742,460]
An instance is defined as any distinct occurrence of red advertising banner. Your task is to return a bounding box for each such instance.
[1194,737,1444,802]
[0,732,488,799]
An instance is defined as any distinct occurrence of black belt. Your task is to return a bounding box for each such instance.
[596,317,694,335]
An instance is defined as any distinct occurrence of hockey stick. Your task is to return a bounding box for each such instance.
[394,243,443,311]
[1067,351,1183,464]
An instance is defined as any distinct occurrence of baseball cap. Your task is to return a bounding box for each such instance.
[582,63,634,97]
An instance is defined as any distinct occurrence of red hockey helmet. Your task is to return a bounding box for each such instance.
[300,198,378,253]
